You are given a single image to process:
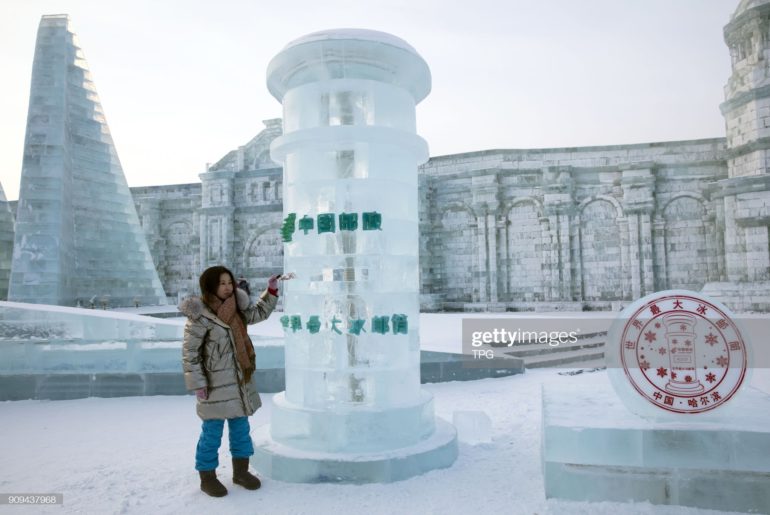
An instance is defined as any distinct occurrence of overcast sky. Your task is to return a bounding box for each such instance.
[0,0,740,201]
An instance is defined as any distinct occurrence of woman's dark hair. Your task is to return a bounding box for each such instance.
[199,265,237,309]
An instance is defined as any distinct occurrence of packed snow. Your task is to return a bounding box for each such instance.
[1,313,768,514]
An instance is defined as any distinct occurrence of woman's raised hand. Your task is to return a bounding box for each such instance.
[268,272,295,290]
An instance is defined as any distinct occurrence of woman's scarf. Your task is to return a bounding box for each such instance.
[207,294,255,384]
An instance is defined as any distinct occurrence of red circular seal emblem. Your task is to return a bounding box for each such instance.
[619,293,748,414]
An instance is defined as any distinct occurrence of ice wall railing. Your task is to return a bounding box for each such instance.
[0,302,283,375]
[0,301,189,374]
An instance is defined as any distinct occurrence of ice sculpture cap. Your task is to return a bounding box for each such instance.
[40,14,70,28]
[282,29,418,54]
[267,28,431,103]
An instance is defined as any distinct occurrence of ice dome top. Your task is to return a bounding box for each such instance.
[266,28,431,103]
[282,29,418,55]
[732,0,770,20]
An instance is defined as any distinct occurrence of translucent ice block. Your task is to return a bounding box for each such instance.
[542,373,770,512]
[453,410,492,445]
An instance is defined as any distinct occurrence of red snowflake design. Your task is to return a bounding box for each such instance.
[705,372,717,383]
[705,333,718,346]
[716,355,728,367]
[639,360,651,371]
[644,331,657,343]
[656,367,668,378]
[658,347,666,355]
[671,372,677,380]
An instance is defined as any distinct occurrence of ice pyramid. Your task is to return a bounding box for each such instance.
[0,181,14,300]
[8,15,167,307]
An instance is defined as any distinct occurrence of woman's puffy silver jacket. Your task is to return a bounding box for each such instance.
[179,288,277,420]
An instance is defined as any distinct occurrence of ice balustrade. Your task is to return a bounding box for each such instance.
[0,301,185,374]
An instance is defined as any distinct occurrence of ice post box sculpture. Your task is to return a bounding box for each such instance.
[251,29,458,483]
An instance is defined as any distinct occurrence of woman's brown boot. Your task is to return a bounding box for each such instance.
[232,457,261,490]
[199,470,228,497]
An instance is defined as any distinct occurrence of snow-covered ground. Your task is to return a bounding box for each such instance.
[1,367,766,515]
[1,312,768,514]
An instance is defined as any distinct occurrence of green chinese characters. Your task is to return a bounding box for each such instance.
[280,211,382,241]
[280,314,408,336]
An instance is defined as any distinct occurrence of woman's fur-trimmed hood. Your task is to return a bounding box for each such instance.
[178,288,250,319]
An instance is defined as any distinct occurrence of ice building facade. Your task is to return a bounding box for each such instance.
[7,15,166,307]
[5,2,770,310]
[129,129,734,311]
[125,1,770,312]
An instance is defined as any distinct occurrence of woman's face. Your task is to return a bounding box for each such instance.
[215,273,234,300]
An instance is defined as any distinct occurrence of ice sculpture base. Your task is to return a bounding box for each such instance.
[251,417,457,483]
[542,374,770,513]
[270,391,435,453]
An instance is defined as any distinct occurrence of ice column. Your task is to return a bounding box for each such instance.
[252,29,457,483]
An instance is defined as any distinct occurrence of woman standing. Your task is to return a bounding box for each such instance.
[179,266,281,497]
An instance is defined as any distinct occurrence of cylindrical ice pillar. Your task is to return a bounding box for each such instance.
[253,29,456,483]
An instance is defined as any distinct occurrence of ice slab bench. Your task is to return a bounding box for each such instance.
[542,373,770,513]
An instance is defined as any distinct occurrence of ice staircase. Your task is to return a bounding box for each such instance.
[502,331,606,369]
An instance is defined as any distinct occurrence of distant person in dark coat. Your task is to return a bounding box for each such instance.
[237,276,251,296]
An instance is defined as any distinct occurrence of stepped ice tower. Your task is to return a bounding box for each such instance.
[8,15,166,307]
[251,29,458,482]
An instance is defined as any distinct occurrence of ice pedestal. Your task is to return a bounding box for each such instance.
[252,418,457,483]
[254,388,456,484]
[542,374,770,513]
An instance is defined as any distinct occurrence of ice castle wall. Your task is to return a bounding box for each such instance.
[123,1,770,312]
[127,131,734,311]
